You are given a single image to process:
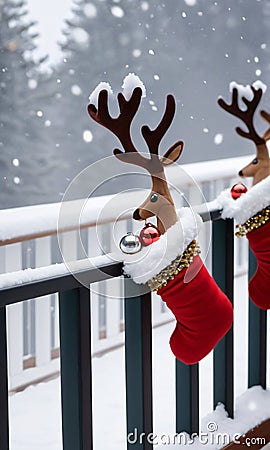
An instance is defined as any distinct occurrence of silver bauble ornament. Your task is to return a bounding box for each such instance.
[119,232,142,254]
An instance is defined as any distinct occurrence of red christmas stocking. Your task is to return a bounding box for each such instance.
[216,180,270,311]
[247,219,270,310]
[122,209,233,365]
[157,254,233,365]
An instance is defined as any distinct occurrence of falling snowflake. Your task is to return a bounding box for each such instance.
[214,134,223,145]
[111,6,125,18]
[71,85,82,96]
[83,130,93,143]
[84,3,97,18]
[141,2,149,11]
[72,28,90,45]
[28,79,37,89]
[12,158,19,167]
[133,49,142,58]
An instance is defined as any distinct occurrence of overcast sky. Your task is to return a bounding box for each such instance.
[26,0,74,66]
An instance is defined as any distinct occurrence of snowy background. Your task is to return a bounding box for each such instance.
[1,0,270,208]
[2,2,270,448]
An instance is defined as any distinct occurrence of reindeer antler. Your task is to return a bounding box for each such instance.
[218,87,265,145]
[88,83,184,233]
[88,87,182,174]
[88,87,142,150]
[141,94,176,154]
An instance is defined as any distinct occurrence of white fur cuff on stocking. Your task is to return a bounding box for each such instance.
[215,175,270,225]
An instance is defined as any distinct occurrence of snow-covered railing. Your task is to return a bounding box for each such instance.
[0,157,250,390]
[0,155,252,391]
[0,208,269,450]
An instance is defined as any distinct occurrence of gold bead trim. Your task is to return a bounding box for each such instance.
[147,240,200,292]
[235,205,270,237]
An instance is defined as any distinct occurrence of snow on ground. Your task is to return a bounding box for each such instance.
[9,377,62,450]
[155,386,270,449]
[9,275,270,450]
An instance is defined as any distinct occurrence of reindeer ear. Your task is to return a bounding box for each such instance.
[260,110,270,124]
[160,141,184,166]
[263,129,270,142]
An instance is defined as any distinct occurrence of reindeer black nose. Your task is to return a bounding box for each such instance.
[238,170,243,176]
[133,209,141,220]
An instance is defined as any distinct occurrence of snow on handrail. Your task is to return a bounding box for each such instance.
[0,204,223,291]
[0,253,118,291]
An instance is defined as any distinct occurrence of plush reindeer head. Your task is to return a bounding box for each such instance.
[88,87,184,234]
[218,86,270,186]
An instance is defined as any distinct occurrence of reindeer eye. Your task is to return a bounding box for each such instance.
[150,193,159,203]
[252,158,258,164]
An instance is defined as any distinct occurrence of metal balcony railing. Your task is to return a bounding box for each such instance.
[0,155,252,391]
[0,210,267,450]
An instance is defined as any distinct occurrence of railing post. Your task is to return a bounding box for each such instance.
[248,249,267,389]
[0,306,9,450]
[124,278,153,450]
[212,218,234,417]
[59,287,93,450]
[176,362,199,435]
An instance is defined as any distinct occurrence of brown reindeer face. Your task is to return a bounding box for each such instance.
[132,142,184,233]
[133,191,173,221]
[239,150,270,184]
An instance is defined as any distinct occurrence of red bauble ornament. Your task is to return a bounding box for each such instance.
[139,223,160,246]
[230,182,248,200]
